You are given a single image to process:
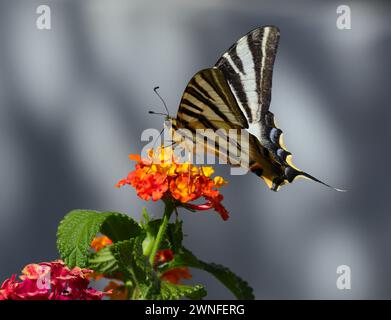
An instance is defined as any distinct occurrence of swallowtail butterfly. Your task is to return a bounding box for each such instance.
[169,26,343,192]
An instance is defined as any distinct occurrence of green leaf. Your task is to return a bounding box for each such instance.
[87,246,119,276]
[142,219,158,256]
[100,212,142,242]
[199,262,254,300]
[167,248,254,300]
[141,207,150,224]
[112,238,160,299]
[142,233,154,257]
[57,209,141,268]
[166,219,184,253]
[57,210,109,268]
[110,239,135,278]
[141,218,184,254]
[159,281,206,300]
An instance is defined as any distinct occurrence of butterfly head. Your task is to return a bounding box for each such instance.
[148,111,177,128]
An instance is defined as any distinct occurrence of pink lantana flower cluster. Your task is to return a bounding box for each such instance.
[0,260,104,300]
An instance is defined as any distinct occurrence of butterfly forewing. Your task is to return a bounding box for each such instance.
[215,26,280,122]
[177,68,248,131]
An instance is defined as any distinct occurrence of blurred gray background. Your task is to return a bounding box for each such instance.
[0,0,390,299]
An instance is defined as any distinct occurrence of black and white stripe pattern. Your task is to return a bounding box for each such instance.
[215,26,280,123]
[177,68,248,131]
[175,68,250,165]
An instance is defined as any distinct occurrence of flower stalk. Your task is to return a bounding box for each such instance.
[148,199,175,266]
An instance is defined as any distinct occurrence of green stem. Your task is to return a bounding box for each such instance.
[149,200,175,266]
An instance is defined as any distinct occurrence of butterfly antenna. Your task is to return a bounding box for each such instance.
[148,111,167,116]
[153,86,170,117]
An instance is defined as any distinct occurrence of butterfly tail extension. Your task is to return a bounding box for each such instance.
[299,171,347,192]
[250,158,346,192]
[285,166,347,192]
[262,112,346,192]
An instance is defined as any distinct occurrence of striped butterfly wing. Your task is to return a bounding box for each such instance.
[175,26,343,191]
[215,26,280,122]
[215,26,290,166]
[175,68,288,189]
[175,68,246,165]
[176,68,248,131]
[215,26,343,191]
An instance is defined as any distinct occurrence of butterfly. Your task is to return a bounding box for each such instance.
[166,25,343,192]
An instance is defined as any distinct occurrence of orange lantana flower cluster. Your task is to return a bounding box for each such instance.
[116,147,229,220]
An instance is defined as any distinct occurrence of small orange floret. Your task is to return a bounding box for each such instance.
[160,267,192,285]
[154,249,175,266]
[91,236,113,252]
[129,154,141,162]
[104,281,128,300]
